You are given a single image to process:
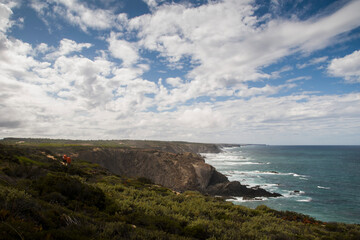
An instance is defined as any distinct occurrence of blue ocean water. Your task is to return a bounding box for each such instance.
[202,145,360,224]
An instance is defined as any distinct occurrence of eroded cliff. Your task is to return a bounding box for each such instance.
[73,147,280,198]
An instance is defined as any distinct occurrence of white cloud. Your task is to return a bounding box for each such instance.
[0,33,48,86]
[1,30,360,144]
[29,0,48,14]
[35,43,52,54]
[270,65,293,79]
[142,0,164,10]
[178,106,225,129]
[1,0,21,8]
[0,30,158,138]
[31,0,117,32]
[166,77,183,87]
[286,76,311,83]
[297,56,328,69]
[1,0,360,145]
[236,83,296,98]
[108,32,140,66]
[328,50,360,83]
[0,3,13,32]
[45,38,92,59]
[126,0,360,107]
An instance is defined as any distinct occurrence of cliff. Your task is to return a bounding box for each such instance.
[73,147,280,198]
[0,138,279,198]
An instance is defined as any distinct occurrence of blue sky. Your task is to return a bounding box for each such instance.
[0,0,360,145]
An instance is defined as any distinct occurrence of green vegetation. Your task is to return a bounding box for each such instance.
[0,143,359,239]
[1,137,220,153]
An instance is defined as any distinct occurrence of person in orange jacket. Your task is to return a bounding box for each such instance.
[66,156,71,165]
[63,154,67,164]
[62,155,71,165]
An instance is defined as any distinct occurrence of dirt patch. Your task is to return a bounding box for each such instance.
[47,154,56,160]
[93,148,101,152]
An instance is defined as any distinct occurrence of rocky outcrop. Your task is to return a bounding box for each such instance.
[206,181,281,198]
[74,147,281,198]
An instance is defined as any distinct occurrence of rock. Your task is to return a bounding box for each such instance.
[206,181,281,198]
[243,196,263,201]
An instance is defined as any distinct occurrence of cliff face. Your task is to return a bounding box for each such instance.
[74,147,280,198]
[76,148,215,192]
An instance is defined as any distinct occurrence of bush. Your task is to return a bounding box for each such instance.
[2,164,43,179]
[99,222,132,239]
[0,186,38,219]
[183,220,210,240]
[137,177,153,184]
[34,173,106,210]
[42,192,67,205]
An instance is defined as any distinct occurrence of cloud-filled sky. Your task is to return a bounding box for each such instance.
[1,0,360,145]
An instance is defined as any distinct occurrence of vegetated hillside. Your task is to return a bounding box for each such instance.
[2,138,222,153]
[1,143,360,240]
[3,138,279,198]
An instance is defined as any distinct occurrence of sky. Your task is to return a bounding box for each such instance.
[0,0,360,145]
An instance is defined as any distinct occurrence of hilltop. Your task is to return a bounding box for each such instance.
[1,138,223,153]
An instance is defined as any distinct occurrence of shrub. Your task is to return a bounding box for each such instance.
[137,177,153,184]
[34,173,106,210]
[2,164,43,179]
[99,222,132,239]
[41,192,67,205]
[183,220,210,240]
[0,186,37,218]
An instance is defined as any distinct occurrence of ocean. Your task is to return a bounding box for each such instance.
[202,145,360,224]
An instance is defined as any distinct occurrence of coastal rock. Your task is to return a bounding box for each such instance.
[206,181,281,198]
[74,148,281,198]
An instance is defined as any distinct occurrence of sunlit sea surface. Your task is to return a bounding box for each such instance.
[202,145,360,224]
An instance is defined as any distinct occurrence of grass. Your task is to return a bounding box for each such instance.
[17,156,46,166]
[1,137,218,151]
[0,143,359,239]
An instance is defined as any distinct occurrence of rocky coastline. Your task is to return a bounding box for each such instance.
[2,138,281,198]
[74,147,281,199]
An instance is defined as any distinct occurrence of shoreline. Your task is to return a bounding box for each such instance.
[202,145,360,224]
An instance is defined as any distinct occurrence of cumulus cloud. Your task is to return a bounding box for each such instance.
[1,0,360,145]
[45,38,92,59]
[142,0,165,10]
[30,0,117,31]
[0,3,14,32]
[178,106,225,129]
[236,83,296,98]
[125,0,360,106]
[328,50,360,83]
[166,77,183,87]
[35,43,53,54]
[108,32,140,66]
